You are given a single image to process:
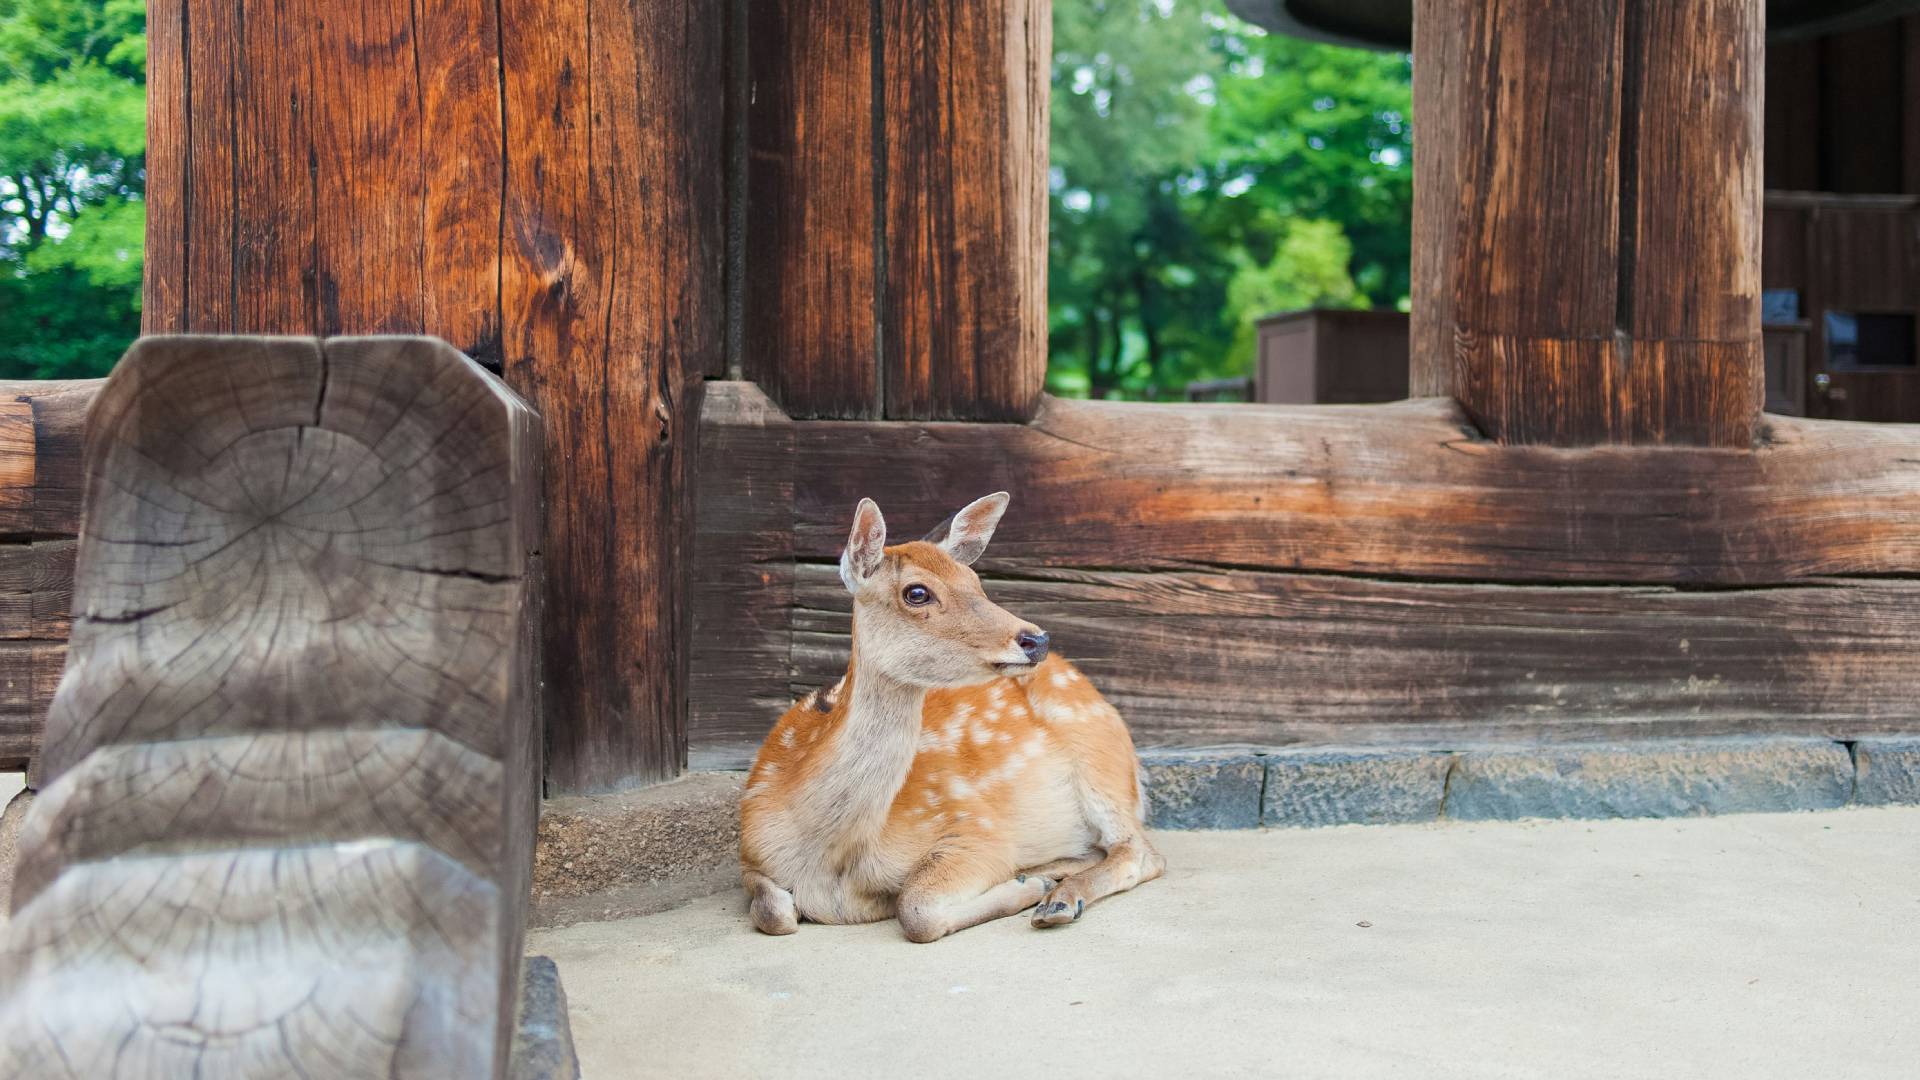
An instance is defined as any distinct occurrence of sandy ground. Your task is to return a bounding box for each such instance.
[530,808,1920,1080]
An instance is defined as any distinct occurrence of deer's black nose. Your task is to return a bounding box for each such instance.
[1017,630,1050,663]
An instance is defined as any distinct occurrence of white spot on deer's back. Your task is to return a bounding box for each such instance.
[1039,697,1080,724]
[948,777,976,800]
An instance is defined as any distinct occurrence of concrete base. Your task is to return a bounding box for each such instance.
[529,808,1920,1080]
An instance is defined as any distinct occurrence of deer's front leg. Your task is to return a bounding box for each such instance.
[1031,836,1164,928]
[745,868,798,935]
[896,844,1050,943]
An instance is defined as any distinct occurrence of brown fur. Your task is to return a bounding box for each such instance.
[739,498,1163,942]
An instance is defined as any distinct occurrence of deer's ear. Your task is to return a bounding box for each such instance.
[840,498,888,590]
[935,492,1008,566]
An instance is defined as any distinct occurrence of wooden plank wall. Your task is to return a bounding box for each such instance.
[688,382,1920,767]
[743,0,1049,421]
[1764,17,1920,195]
[145,0,725,792]
[0,381,97,772]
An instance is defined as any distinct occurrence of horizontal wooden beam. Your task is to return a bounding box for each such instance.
[716,384,1920,586]
[0,381,98,771]
[13,380,1920,770]
[690,382,1920,763]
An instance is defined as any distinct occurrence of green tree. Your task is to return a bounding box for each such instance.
[1201,24,1412,309]
[1221,216,1362,372]
[1047,1,1411,399]
[0,0,146,380]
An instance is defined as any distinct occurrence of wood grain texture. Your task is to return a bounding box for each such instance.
[744,0,881,418]
[738,0,1048,421]
[1408,0,1463,400]
[1762,202,1809,293]
[687,386,796,763]
[882,0,1049,420]
[687,382,1920,756]
[496,0,723,791]
[0,335,542,1079]
[145,0,725,791]
[0,380,97,541]
[767,562,1920,760]
[0,381,99,770]
[1412,0,1762,446]
[1804,198,1920,424]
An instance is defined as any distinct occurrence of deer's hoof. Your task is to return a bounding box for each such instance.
[1031,889,1086,928]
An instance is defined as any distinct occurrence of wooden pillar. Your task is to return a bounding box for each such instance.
[1411,0,1763,446]
[744,0,1049,421]
[144,0,725,791]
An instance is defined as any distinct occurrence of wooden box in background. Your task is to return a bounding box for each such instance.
[1254,308,1410,404]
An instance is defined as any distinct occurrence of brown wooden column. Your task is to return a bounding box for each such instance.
[1411,0,1763,446]
[744,0,1049,421]
[145,0,724,792]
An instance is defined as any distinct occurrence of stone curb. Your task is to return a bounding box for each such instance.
[1443,739,1852,822]
[1853,736,1920,806]
[1141,752,1264,829]
[510,956,581,1080]
[1138,736,1919,829]
[1262,749,1452,828]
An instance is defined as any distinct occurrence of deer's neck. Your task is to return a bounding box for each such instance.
[804,646,925,842]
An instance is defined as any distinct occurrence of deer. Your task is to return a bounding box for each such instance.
[739,492,1164,942]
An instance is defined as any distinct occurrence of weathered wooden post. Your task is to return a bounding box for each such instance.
[0,336,542,1077]
[1412,0,1764,446]
[144,0,724,791]
[745,0,1049,420]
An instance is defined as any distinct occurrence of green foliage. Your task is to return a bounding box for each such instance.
[1221,217,1363,372]
[1048,1,1411,399]
[0,0,147,380]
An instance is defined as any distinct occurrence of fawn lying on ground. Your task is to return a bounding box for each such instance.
[739,492,1164,942]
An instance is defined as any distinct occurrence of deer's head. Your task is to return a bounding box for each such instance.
[839,492,1049,688]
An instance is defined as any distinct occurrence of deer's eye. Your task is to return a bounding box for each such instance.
[902,584,934,607]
